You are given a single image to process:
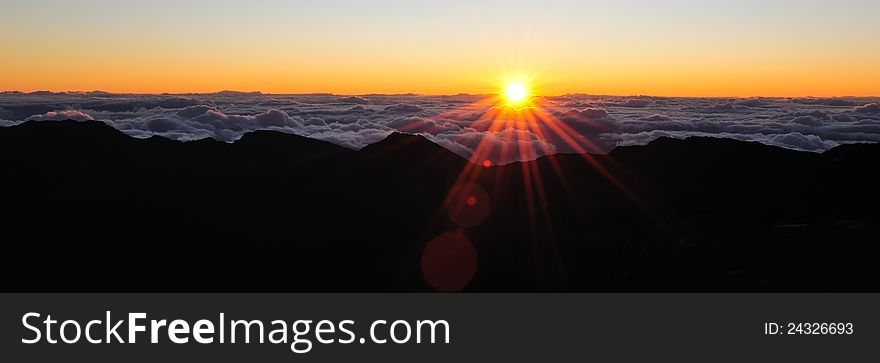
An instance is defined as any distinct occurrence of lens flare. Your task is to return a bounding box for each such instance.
[421,232,478,292]
[444,183,491,228]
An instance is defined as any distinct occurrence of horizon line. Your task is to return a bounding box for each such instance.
[2,89,879,99]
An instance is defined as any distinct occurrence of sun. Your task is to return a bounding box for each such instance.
[503,82,529,104]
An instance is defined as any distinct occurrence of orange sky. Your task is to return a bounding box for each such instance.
[2,0,878,97]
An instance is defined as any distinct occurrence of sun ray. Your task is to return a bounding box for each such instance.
[407,73,682,278]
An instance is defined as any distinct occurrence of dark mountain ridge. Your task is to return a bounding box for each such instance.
[1,120,878,291]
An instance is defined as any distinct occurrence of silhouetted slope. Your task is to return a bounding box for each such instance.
[1,120,878,292]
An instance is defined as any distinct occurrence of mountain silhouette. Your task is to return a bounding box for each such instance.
[1,120,878,291]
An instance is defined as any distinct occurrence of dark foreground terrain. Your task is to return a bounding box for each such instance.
[1,120,878,291]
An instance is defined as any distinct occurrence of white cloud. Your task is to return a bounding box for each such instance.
[25,110,94,122]
[2,92,879,162]
[854,103,880,113]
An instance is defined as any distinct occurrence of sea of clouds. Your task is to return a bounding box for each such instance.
[2,90,879,164]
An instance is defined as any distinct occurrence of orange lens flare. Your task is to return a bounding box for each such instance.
[416,78,660,291]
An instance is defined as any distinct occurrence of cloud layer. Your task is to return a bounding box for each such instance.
[2,91,879,163]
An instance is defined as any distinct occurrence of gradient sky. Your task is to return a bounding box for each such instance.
[1,0,878,96]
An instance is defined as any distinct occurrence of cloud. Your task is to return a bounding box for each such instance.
[303,117,327,126]
[101,106,306,142]
[0,119,23,127]
[25,110,94,122]
[791,115,823,127]
[735,98,768,107]
[854,103,880,113]
[610,99,651,108]
[2,92,879,161]
[0,106,15,120]
[145,118,182,133]
[388,116,462,134]
[832,114,854,122]
[688,103,739,113]
[562,108,609,120]
[337,96,370,104]
[384,104,424,113]
[641,114,673,122]
[782,110,830,121]
[793,98,858,107]
[254,109,302,128]
[81,97,210,112]
[769,132,834,151]
[176,105,217,118]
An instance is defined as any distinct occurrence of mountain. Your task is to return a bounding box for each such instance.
[1,120,878,291]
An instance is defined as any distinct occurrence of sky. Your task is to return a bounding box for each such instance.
[1,0,879,96]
